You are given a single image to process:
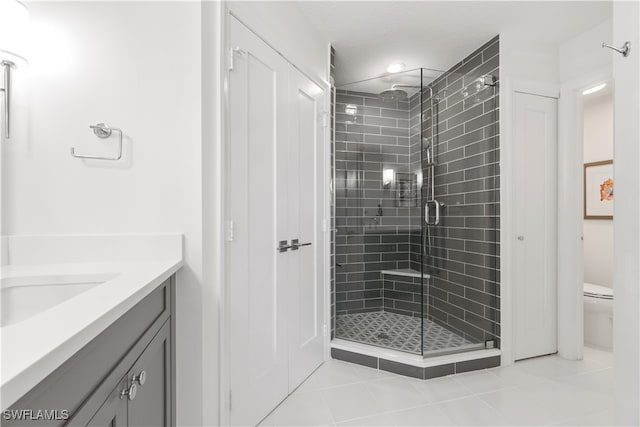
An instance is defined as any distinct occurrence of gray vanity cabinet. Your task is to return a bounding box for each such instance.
[122,322,171,427]
[86,322,171,427]
[86,378,128,427]
[2,276,175,427]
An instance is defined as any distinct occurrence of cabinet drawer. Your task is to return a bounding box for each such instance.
[4,277,173,427]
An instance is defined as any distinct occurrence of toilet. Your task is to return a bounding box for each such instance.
[583,282,614,350]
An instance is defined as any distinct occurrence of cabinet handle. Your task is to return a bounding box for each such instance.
[120,383,137,401]
[133,370,146,386]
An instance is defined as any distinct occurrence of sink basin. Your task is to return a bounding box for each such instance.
[1,273,119,327]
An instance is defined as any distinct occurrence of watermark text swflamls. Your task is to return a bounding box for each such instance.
[2,409,69,421]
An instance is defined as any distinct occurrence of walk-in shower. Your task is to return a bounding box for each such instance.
[331,37,500,359]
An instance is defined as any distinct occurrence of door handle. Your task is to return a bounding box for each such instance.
[277,240,294,253]
[291,239,312,250]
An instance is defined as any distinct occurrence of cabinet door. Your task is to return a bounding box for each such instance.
[86,378,128,427]
[126,321,171,427]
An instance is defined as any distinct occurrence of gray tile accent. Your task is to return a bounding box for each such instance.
[330,348,378,369]
[379,359,425,379]
[455,355,501,373]
[425,363,455,379]
[331,349,498,381]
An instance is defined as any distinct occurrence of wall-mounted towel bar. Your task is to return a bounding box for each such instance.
[71,123,123,160]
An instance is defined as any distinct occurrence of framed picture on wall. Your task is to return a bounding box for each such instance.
[584,160,614,219]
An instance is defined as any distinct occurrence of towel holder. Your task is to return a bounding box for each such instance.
[71,123,123,160]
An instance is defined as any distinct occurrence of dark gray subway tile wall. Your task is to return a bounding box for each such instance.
[383,273,423,317]
[334,89,416,315]
[413,36,501,345]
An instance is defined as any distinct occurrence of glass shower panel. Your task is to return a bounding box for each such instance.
[420,66,500,356]
[333,69,427,354]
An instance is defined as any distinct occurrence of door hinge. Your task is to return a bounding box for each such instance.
[226,220,234,242]
[229,47,246,72]
[321,112,330,128]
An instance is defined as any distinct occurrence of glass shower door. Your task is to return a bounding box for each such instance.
[420,61,500,356]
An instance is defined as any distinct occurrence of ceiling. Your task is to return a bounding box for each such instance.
[297,1,612,90]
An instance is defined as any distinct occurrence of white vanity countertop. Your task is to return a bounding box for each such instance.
[0,234,183,410]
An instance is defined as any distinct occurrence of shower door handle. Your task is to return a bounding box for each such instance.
[433,199,440,225]
[425,200,441,225]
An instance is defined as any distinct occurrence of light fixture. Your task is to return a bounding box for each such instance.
[582,83,606,96]
[386,63,405,74]
[383,168,395,188]
[0,0,29,139]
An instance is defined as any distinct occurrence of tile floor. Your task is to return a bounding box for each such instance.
[260,347,614,426]
[335,312,480,355]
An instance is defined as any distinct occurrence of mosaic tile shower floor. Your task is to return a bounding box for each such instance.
[335,311,480,355]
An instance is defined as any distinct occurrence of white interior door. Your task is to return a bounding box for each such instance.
[287,66,325,390]
[228,16,289,426]
[513,92,558,361]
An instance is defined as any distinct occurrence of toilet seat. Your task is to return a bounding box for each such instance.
[584,283,614,300]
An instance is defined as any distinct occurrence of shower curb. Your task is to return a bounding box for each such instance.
[330,347,501,380]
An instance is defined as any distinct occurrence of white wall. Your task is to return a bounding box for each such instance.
[500,36,559,85]
[227,1,330,85]
[583,91,614,288]
[560,19,613,83]
[1,2,204,425]
[612,1,640,422]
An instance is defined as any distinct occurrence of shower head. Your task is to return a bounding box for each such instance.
[422,137,436,167]
[379,88,408,102]
[461,75,497,98]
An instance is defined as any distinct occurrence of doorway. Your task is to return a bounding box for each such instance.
[581,81,614,351]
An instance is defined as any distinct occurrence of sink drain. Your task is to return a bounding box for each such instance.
[377,332,390,340]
